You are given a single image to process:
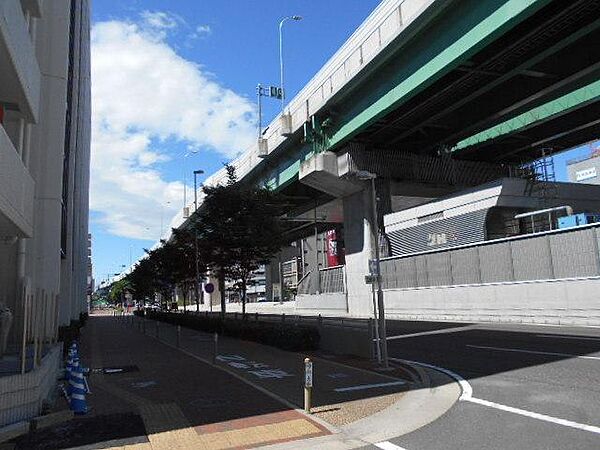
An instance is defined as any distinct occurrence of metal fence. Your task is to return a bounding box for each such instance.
[319,265,346,294]
[296,265,347,295]
[380,223,600,289]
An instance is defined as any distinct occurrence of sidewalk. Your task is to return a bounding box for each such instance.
[131,314,413,427]
[14,315,330,450]
[11,313,458,450]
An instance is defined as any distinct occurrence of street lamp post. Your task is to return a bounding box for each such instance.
[279,15,302,112]
[356,171,389,368]
[183,150,199,208]
[193,169,205,312]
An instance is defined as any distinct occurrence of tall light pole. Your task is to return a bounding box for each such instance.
[356,170,388,368]
[183,149,199,208]
[193,169,205,312]
[193,169,204,212]
[279,15,302,112]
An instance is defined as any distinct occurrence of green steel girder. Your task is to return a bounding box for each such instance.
[264,144,314,191]
[325,0,551,151]
[453,78,600,151]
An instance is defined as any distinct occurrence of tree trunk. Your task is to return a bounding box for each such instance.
[182,285,187,312]
[195,279,200,312]
[241,278,247,316]
[218,272,226,320]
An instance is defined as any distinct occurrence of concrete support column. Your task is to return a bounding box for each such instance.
[342,189,375,315]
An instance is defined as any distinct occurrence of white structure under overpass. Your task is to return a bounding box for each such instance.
[292,178,600,326]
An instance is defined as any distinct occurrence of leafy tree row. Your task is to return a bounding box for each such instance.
[125,166,285,318]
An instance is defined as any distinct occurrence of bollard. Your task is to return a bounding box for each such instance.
[281,313,285,323]
[142,317,146,334]
[213,333,218,364]
[155,321,159,339]
[234,312,238,321]
[255,312,258,322]
[304,358,313,413]
[176,325,181,348]
[318,314,323,327]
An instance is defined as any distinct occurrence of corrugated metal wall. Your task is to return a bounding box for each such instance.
[381,224,600,289]
[387,209,488,255]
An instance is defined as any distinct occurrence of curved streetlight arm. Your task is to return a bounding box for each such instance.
[279,15,302,112]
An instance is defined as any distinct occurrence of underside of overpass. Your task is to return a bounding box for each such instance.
[247,0,600,244]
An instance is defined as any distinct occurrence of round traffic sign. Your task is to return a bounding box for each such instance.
[204,283,215,294]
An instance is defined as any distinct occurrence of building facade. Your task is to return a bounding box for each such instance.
[566,146,600,185]
[0,0,91,426]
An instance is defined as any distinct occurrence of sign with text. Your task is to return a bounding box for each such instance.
[304,360,313,388]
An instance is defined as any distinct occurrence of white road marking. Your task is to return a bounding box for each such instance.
[334,381,405,392]
[374,442,407,450]
[465,397,600,435]
[535,334,600,342]
[389,357,472,400]
[467,344,600,361]
[385,325,476,341]
[388,357,600,435]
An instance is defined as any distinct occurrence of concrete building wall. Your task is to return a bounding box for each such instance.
[0,0,90,357]
[566,155,600,185]
[374,224,600,325]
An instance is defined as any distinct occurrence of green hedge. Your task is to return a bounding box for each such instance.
[139,310,320,352]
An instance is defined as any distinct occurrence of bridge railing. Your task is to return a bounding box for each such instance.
[201,0,432,189]
[163,0,433,242]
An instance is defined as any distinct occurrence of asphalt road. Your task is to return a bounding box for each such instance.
[363,321,600,450]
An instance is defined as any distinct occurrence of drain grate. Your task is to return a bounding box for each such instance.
[91,365,140,375]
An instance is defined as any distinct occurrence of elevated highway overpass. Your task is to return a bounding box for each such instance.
[159,0,600,325]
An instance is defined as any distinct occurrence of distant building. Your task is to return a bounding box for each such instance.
[0,0,91,427]
[566,145,600,185]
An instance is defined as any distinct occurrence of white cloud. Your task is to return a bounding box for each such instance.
[190,24,212,39]
[90,13,256,240]
[140,11,179,30]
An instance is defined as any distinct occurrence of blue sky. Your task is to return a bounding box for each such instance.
[90,0,381,284]
[89,1,598,286]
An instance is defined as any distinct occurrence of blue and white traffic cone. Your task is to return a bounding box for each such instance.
[67,357,80,395]
[65,351,74,379]
[69,366,88,415]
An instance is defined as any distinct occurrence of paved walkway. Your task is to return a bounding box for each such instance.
[129,313,412,427]
[75,315,330,449]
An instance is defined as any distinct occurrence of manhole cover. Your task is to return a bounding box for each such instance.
[131,381,157,389]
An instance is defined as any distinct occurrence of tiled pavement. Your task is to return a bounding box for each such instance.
[75,315,330,449]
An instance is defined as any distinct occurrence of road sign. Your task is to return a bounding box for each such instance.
[269,86,283,99]
[365,274,377,284]
[304,360,313,388]
[368,259,380,276]
[204,283,215,294]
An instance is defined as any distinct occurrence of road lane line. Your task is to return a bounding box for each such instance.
[535,334,600,342]
[385,325,476,341]
[389,357,600,435]
[466,344,600,361]
[334,381,405,392]
[375,442,407,450]
[465,397,600,435]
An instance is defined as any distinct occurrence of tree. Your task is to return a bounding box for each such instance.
[109,278,132,304]
[193,165,285,317]
[170,227,207,312]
